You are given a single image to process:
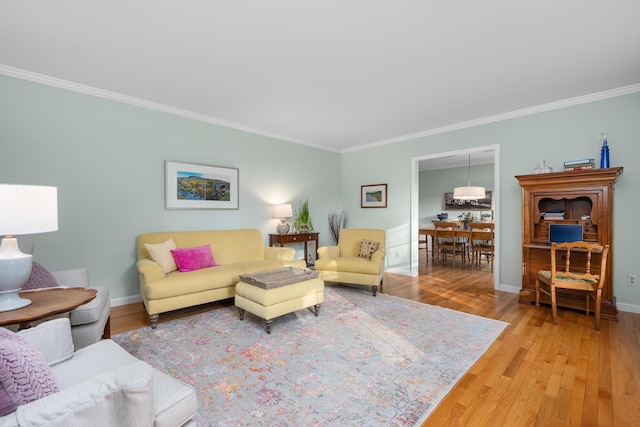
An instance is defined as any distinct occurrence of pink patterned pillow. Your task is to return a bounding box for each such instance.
[0,328,59,416]
[23,262,59,290]
[171,244,218,272]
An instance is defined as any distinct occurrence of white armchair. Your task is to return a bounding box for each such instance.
[314,228,386,296]
[2,236,110,350]
[1,318,198,426]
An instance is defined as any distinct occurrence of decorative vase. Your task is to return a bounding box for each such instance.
[299,224,309,233]
[600,133,610,168]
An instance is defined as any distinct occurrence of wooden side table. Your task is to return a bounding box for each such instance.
[0,287,97,330]
[269,232,319,266]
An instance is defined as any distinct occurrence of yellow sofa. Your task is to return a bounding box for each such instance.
[136,229,306,328]
[315,228,386,296]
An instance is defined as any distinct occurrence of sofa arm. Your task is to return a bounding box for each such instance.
[14,361,154,427]
[18,318,74,366]
[136,259,166,282]
[317,246,340,259]
[51,269,89,287]
[264,247,296,261]
[371,248,386,265]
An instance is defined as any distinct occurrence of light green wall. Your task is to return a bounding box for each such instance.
[342,92,640,312]
[0,75,341,300]
[2,74,639,312]
[419,164,495,224]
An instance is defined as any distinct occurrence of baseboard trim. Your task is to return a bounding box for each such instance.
[111,294,143,307]
[498,284,520,294]
[616,302,640,315]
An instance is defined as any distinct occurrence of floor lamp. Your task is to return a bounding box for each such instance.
[0,184,58,312]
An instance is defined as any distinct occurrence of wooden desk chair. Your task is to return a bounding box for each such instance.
[469,222,495,272]
[434,221,465,266]
[535,241,609,330]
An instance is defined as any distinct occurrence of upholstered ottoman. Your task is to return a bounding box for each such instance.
[235,268,324,334]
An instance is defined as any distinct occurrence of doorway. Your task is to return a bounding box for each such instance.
[410,144,500,290]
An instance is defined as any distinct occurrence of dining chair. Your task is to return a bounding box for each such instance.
[434,221,465,267]
[535,241,609,330]
[469,222,495,272]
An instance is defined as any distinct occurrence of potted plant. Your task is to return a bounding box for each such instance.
[457,211,477,228]
[293,199,314,233]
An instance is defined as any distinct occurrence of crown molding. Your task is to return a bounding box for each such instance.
[0,64,338,153]
[344,83,640,153]
[2,64,638,154]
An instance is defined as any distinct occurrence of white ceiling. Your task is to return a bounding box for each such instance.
[1,1,640,156]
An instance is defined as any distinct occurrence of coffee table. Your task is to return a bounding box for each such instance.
[0,287,97,330]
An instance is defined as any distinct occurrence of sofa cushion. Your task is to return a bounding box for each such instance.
[48,339,197,427]
[0,328,59,416]
[171,244,218,272]
[358,240,380,260]
[17,318,75,367]
[145,239,178,274]
[143,266,242,300]
[23,262,59,290]
[16,361,154,427]
[313,257,381,274]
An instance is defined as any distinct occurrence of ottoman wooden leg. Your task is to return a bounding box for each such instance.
[237,308,245,320]
[314,304,321,316]
[264,319,273,334]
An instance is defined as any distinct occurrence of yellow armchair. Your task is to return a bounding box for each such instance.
[315,228,386,296]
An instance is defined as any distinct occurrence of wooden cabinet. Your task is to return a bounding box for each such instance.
[268,233,319,266]
[515,167,622,320]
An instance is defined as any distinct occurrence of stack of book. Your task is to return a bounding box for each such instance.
[564,158,595,171]
[541,210,565,220]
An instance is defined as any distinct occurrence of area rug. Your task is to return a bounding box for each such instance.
[113,286,507,426]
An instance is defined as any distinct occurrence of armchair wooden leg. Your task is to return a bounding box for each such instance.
[535,278,540,308]
[102,316,111,339]
[550,285,558,325]
[149,314,159,329]
[595,289,603,331]
[371,285,378,297]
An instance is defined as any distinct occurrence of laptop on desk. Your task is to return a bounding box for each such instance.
[548,224,583,243]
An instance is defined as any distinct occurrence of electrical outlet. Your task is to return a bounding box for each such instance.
[628,273,637,287]
[395,250,400,258]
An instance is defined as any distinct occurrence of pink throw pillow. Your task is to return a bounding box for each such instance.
[23,262,59,290]
[171,244,218,272]
[0,328,59,416]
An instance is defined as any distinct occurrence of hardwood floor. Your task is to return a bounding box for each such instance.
[111,250,640,426]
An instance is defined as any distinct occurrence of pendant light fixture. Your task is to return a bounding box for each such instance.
[453,153,486,200]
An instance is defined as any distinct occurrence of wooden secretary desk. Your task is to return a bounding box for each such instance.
[515,167,623,320]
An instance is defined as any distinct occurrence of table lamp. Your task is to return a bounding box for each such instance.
[273,204,293,235]
[0,184,58,312]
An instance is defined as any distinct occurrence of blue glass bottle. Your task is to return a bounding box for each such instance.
[600,133,610,169]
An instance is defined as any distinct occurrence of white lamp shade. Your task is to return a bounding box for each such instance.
[0,184,58,236]
[453,186,486,200]
[273,203,293,219]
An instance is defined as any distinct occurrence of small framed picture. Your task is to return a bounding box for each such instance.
[361,184,387,208]
[165,160,239,209]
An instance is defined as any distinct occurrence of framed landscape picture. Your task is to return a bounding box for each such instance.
[444,190,492,211]
[361,184,388,208]
[165,161,239,209]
